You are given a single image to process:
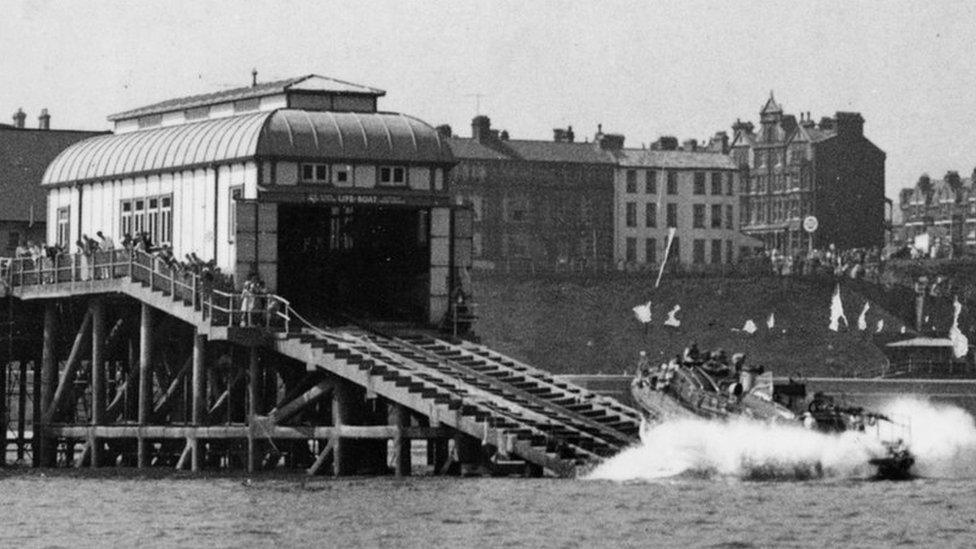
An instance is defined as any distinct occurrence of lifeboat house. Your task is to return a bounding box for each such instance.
[42,74,468,326]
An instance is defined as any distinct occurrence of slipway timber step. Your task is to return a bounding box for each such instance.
[397,335,642,439]
[275,329,629,474]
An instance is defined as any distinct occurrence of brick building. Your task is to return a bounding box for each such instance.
[447,116,616,268]
[613,137,746,268]
[731,94,886,255]
[0,109,105,255]
[899,171,976,255]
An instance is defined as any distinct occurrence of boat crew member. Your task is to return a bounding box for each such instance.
[636,351,651,378]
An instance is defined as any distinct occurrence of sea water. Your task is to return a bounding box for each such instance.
[2,399,974,548]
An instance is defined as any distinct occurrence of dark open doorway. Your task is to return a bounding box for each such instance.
[277,204,430,324]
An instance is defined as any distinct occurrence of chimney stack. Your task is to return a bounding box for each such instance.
[553,125,575,143]
[12,108,26,128]
[682,138,698,152]
[471,115,493,141]
[38,108,50,130]
[435,124,452,138]
[251,68,258,88]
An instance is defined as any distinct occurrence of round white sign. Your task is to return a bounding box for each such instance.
[803,215,819,233]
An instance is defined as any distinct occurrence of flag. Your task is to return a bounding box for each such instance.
[766,312,775,330]
[949,297,969,359]
[654,227,677,289]
[829,284,848,332]
[876,319,884,333]
[664,304,681,327]
[632,301,652,324]
[743,319,757,334]
[857,302,870,331]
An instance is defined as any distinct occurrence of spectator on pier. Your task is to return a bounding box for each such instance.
[15,240,28,259]
[121,233,133,251]
[96,231,115,251]
[239,273,257,326]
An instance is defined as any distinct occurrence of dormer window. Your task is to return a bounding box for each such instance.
[379,166,406,186]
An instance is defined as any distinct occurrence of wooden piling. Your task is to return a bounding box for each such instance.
[331,378,352,477]
[17,360,27,462]
[191,334,205,472]
[137,304,153,468]
[247,346,259,473]
[90,299,105,468]
[39,302,57,467]
[391,403,411,477]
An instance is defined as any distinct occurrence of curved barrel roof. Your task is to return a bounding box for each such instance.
[43,109,453,185]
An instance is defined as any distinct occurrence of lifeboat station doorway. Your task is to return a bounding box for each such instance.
[276,203,432,324]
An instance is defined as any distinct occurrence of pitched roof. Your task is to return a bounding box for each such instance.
[761,93,782,114]
[107,75,386,121]
[43,109,452,185]
[0,127,107,221]
[447,137,616,164]
[617,148,737,170]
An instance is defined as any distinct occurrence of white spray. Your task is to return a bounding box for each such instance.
[587,398,976,482]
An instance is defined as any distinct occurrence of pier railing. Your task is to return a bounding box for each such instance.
[2,249,290,332]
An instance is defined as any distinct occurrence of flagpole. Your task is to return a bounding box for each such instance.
[655,227,676,289]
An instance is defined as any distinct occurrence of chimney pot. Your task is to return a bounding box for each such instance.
[251,68,258,87]
[38,108,50,130]
[12,108,26,129]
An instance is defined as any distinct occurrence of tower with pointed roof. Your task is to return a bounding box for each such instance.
[730,95,886,254]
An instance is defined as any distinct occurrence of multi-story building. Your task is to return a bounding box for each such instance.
[613,137,746,268]
[0,109,105,254]
[447,116,616,268]
[731,94,886,255]
[899,171,976,255]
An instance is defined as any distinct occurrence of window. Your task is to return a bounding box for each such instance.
[147,198,159,244]
[160,196,172,244]
[667,203,678,228]
[185,106,210,120]
[301,163,329,183]
[754,150,763,167]
[693,239,706,264]
[56,207,70,247]
[667,171,678,194]
[725,205,734,229]
[332,164,351,184]
[7,231,20,250]
[229,187,243,242]
[711,204,722,228]
[625,202,637,227]
[726,240,734,264]
[626,237,637,262]
[694,172,706,195]
[693,204,705,228]
[133,200,146,235]
[671,237,680,261]
[645,203,657,228]
[137,114,162,129]
[711,172,722,195]
[379,166,407,186]
[726,173,734,195]
[645,238,657,264]
[120,201,133,237]
[646,171,657,194]
[233,98,260,112]
[711,239,722,264]
[626,170,637,193]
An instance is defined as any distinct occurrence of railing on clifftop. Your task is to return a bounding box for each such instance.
[2,249,290,332]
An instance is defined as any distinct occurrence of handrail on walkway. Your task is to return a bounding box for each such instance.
[2,249,290,332]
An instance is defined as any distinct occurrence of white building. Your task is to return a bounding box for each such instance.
[613,148,754,269]
[43,75,468,324]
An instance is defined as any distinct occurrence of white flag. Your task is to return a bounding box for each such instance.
[949,297,969,359]
[743,319,757,334]
[766,312,775,330]
[829,284,848,332]
[876,319,884,333]
[664,304,681,327]
[632,301,652,324]
[857,302,870,331]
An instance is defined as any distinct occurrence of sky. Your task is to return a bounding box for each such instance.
[3,1,976,201]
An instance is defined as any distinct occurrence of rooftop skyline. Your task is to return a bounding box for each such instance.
[3,1,974,200]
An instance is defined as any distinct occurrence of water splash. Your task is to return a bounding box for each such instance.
[880,398,976,479]
[587,417,884,481]
[588,398,976,482]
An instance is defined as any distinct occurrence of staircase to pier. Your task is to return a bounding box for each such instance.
[5,251,641,476]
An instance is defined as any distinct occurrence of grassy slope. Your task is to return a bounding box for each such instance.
[472,274,912,377]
